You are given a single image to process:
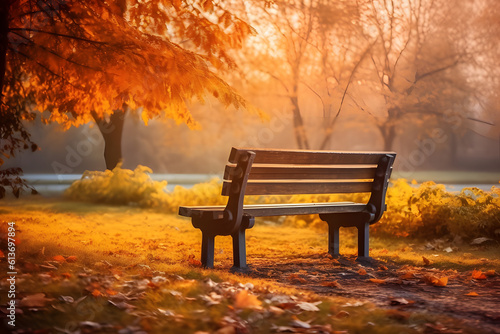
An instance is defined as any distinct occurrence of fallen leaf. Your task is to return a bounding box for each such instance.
[358,268,367,275]
[470,237,493,245]
[335,310,350,318]
[321,280,340,288]
[290,319,311,329]
[215,326,236,334]
[66,256,77,263]
[234,290,261,309]
[378,265,388,271]
[108,300,136,310]
[380,249,389,254]
[423,275,448,287]
[158,308,175,316]
[425,323,463,333]
[485,270,496,277]
[368,278,386,284]
[342,301,365,307]
[400,272,415,279]
[19,293,54,308]
[471,270,487,280]
[289,273,308,284]
[296,302,320,312]
[59,296,74,304]
[61,272,71,279]
[0,250,4,258]
[79,321,102,331]
[390,298,410,305]
[106,289,118,296]
[465,292,479,296]
[268,305,285,315]
[435,277,449,287]
[200,294,221,306]
[187,254,202,267]
[53,255,66,263]
[386,309,410,321]
[422,256,431,266]
[271,325,297,333]
[91,289,102,297]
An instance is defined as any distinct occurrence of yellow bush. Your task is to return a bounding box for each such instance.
[65,165,500,241]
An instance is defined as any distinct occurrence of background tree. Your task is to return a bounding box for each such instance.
[352,0,476,151]
[1,0,255,170]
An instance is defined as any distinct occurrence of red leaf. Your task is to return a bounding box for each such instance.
[91,289,102,297]
[66,255,77,263]
[320,280,340,288]
[53,255,66,263]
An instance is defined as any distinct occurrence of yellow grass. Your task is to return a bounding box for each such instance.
[1,197,498,333]
[3,197,498,275]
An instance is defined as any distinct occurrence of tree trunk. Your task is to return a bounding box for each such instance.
[91,108,127,170]
[0,1,9,103]
[290,95,310,150]
[381,122,396,151]
[319,112,340,150]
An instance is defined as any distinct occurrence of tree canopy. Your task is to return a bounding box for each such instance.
[1,0,255,162]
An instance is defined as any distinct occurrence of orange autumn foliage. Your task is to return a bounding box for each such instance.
[471,270,487,280]
[465,292,479,297]
[234,290,262,309]
[368,278,386,284]
[53,255,66,263]
[320,281,341,288]
[423,275,448,287]
[91,289,102,297]
[66,255,78,263]
[3,0,257,133]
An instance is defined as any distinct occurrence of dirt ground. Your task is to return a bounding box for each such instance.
[244,254,500,334]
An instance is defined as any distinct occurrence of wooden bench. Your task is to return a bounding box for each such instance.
[178,147,396,270]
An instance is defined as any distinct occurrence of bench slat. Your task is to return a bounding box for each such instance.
[222,180,373,196]
[224,165,377,180]
[179,202,368,219]
[229,148,391,165]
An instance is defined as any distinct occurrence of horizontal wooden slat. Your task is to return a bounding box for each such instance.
[179,202,368,219]
[224,165,377,181]
[223,180,373,196]
[229,147,395,165]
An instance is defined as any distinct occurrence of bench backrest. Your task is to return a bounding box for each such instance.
[221,147,396,231]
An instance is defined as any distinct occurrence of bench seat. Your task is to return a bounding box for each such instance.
[180,202,368,219]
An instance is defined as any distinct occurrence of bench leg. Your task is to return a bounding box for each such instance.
[201,233,215,268]
[357,222,370,258]
[231,229,247,269]
[328,223,340,257]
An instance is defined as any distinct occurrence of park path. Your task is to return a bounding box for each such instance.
[246,254,500,334]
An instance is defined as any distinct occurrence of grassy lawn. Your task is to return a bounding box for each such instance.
[1,197,499,333]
